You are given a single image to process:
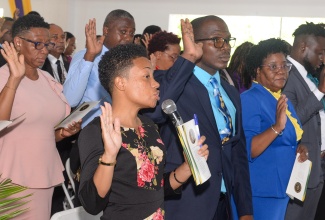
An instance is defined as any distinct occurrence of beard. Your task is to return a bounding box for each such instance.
[302,57,317,76]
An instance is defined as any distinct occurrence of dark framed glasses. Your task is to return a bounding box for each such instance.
[19,37,55,50]
[195,37,236,48]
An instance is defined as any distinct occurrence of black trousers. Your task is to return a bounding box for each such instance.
[213,192,231,220]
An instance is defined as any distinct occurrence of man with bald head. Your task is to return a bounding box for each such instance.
[283,22,325,220]
[146,15,253,220]
[63,9,135,128]
[42,24,69,84]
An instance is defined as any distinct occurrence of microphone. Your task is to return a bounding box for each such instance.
[161,99,183,126]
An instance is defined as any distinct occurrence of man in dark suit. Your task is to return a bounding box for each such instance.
[283,22,325,220]
[41,23,69,84]
[146,16,253,220]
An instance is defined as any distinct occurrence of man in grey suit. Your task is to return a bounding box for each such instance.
[283,22,325,220]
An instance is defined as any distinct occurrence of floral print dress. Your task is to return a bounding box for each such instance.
[79,115,171,220]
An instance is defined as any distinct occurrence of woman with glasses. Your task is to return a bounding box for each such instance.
[240,38,308,220]
[0,15,81,219]
[147,31,180,70]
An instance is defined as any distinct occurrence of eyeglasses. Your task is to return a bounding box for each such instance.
[164,52,178,62]
[19,37,55,50]
[260,63,292,73]
[195,37,236,48]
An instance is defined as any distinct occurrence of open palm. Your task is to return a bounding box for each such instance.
[1,42,25,79]
[100,102,122,157]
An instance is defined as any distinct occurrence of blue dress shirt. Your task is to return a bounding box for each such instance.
[63,46,112,128]
[193,66,236,192]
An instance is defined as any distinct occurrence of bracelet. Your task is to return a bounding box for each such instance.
[271,125,283,136]
[98,156,116,166]
[60,128,68,138]
[173,169,187,184]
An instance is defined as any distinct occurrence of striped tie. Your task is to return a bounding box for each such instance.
[210,77,233,144]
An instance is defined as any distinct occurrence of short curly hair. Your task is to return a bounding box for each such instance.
[99,44,148,95]
[147,31,180,55]
[12,14,49,38]
[246,38,289,78]
[293,22,325,38]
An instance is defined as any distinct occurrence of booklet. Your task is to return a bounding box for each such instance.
[0,113,26,132]
[286,153,312,202]
[0,121,13,132]
[176,118,211,185]
[55,101,100,129]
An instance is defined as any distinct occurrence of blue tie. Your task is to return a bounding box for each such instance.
[210,77,233,144]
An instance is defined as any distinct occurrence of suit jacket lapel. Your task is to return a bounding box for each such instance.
[287,59,310,92]
[42,58,54,77]
[63,59,70,72]
[189,76,219,135]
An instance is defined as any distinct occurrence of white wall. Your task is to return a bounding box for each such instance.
[2,0,325,52]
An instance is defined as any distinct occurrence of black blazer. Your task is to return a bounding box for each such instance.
[144,57,253,219]
[41,55,70,80]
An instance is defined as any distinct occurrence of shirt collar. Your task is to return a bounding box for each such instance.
[102,45,109,54]
[287,55,308,77]
[48,54,63,64]
[193,65,220,87]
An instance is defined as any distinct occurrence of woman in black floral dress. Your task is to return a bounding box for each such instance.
[78,19,208,220]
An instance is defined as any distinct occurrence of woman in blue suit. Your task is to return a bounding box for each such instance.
[240,38,308,220]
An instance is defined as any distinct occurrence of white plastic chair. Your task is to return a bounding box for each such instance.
[62,182,74,209]
[51,206,102,220]
[62,158,75,210]
[65,158,75,193]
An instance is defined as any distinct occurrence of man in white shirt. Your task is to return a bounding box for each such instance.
[42,24,68,84]
[63,9,135,128]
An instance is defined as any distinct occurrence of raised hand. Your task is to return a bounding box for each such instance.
[13,8,20,21]
[100,102,122,159]
[84,18,105,62]
[141,33,152,49]
[149,53,157,70]
[181,18,203,63]
[0,17,7,39]
[274,94,287,133]
[1,42,25,80]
